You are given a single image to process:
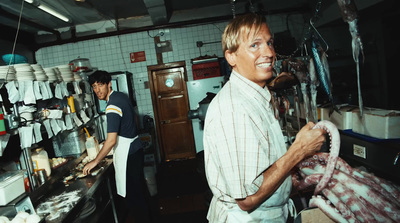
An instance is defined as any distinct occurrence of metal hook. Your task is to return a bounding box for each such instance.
[309,19,329,52]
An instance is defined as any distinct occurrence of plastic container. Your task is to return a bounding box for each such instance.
[0,170,25,205]
[2,54,28,64]
[352,108,400,139]
[31,148,51,177]
[85,136,99,160]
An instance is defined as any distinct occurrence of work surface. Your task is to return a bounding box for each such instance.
[29,154,114,223]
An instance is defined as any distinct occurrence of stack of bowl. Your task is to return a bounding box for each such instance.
[31,64,48,82]
[52,67,63,82]
[14,64,35,81]
[73,72,82,81]
[43,67,58,83]
[57,65,74,82]
[0,65,16,81]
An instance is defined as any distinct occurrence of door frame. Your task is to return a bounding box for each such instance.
[147,61,193,161]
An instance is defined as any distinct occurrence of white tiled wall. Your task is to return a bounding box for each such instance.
[35,14,303,124]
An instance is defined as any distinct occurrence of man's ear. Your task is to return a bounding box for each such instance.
[225,50,236,67]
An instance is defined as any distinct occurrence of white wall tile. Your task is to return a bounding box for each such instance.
[35,15,292,121]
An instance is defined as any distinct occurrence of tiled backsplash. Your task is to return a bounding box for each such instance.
[35,15,301,124]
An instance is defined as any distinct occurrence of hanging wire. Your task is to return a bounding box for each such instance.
[3,0,26,86]
[276,0,323,59]
[230,0,236,18]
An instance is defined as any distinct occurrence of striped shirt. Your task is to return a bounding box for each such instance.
[203,70,291,222]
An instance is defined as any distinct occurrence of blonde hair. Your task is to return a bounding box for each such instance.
[222,14,268,53]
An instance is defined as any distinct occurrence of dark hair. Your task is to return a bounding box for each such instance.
[88,70,111,85]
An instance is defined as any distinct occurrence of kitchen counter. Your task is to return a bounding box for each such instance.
[28,153,117,223]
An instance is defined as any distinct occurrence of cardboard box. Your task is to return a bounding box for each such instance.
[299,208,335,223]
[320,105,357,130]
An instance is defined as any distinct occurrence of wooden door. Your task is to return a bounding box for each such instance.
[148,62,196,161]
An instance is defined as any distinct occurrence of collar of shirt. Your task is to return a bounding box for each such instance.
[230,70,272,105]
[107,90,115,102]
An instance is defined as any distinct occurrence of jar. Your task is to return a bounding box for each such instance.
[85,136,99,161]
[31,148,51,177]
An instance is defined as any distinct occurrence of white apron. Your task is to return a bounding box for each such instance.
[225,199,297,223]
[113,135,138,197]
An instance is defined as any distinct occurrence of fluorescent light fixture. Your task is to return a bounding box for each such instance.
[37,4,70,22]
[24,0,70,23]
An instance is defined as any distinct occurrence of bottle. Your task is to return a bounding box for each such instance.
[31,148,51,177]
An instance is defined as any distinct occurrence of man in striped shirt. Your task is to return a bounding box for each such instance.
[203,14,326,222]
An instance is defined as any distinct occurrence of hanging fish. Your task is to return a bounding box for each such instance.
[311,36,340,115]
[289,59,311,123]
[308,57,319,123]
[337,0,364,116]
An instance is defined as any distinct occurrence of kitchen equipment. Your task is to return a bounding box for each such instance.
[69,58,93,72]
[36,169,47,185]
[187,76,225,153]
[31,148,51,177]
[0,170,25,206]
[0,193,36,218]
[188,92,216,121]
[52,129,86,157]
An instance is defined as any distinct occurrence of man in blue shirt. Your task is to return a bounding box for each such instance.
[83,70,149,222]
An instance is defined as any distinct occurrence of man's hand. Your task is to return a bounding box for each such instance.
[83,160,99,175]
[291,122,326,160]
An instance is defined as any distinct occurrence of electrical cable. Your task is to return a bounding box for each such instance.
[4,0,26,85]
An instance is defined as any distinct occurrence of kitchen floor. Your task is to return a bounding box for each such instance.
[116,157,211,223]
[111,157,306,223]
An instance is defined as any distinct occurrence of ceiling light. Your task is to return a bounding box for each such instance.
[24,0,70,23]
[37,4,70,22]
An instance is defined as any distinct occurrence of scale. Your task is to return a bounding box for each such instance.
[0,193,35,218]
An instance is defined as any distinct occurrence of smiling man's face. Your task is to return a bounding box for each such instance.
[226,23,275,87]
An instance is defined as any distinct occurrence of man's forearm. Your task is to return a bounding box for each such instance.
[236,143,303,211]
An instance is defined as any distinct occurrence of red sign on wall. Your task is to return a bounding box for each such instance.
[130,51,146,63]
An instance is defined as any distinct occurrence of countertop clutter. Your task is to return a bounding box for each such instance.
[0,152,115,223]
[32,153,114,223]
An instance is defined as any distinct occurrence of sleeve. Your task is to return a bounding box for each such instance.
[105,104,122,133]
[208,110,272,199]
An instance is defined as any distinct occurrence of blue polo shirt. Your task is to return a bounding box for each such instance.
[106,91,142,154]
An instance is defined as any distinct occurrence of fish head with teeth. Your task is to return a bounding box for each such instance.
[223,14,276,88]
